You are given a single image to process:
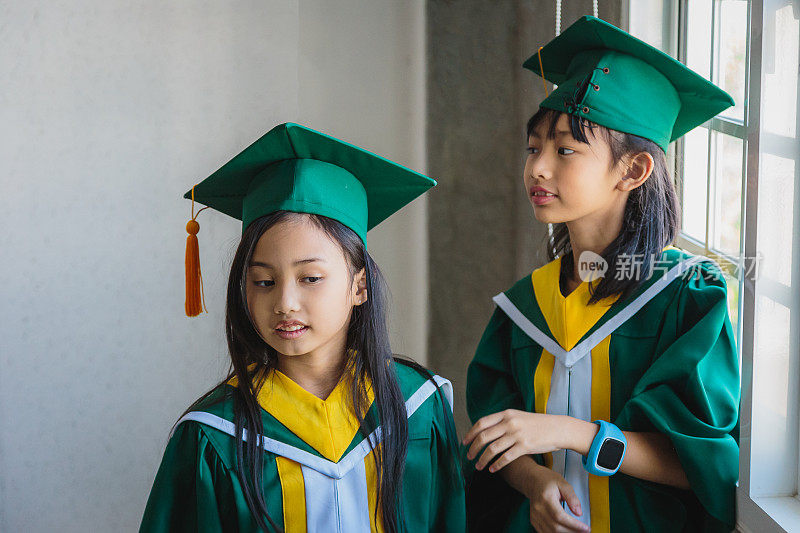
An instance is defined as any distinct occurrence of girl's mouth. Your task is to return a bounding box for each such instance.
[531,191,558,205]
[274,325,309,340]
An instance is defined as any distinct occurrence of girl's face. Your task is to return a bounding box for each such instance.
[245,215,366,364]
[523,113,628,225]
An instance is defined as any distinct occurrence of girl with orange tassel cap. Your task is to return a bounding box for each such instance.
[140,123,465,532]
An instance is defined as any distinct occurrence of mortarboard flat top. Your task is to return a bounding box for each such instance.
[523,15,735,152]
[184,122,436,244]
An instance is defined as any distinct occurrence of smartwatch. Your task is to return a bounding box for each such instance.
[582,420,626,476]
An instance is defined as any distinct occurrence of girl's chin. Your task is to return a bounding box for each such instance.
[264,339,313,357]
[533,212,562,224]
[276,351,310,357]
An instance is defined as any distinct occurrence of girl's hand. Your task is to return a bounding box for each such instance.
[524,463,589,533]
[463,410,567,472]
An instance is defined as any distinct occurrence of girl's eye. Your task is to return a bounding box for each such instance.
[527,146,574,155]
[253,280,275,287]
[304,276,323,283]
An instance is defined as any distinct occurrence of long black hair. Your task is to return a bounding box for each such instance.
[527,105,680,304]
[179,210,458,532]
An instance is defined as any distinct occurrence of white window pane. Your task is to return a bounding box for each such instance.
[756,1,798,287]
[681,126,710,242]
[686,0,713,80]
[757,153,796,285]
[751,295,797,495]
[717,0,748,121]
[762,3,799,137]
[629,0,670,52]
[711,131,743,255]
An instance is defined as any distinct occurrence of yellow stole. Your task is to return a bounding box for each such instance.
[228,368,382,532]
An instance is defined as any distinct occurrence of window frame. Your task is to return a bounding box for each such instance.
[735,0,800,530]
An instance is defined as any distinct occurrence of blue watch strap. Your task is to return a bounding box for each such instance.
[582,420,626,476]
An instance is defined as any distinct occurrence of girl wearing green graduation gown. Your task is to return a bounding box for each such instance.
[140,123,465,532]
[463,16,740,533]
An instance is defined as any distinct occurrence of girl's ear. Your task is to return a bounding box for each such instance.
[352,267,368,306]
[618,151,654,192]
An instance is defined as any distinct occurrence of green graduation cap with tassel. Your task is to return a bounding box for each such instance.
[460,15,740,533]
[522,15,735,153]
[183,122,436,316]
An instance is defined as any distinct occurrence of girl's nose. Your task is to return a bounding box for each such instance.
[528,152,553,181]
[274,284,301,314]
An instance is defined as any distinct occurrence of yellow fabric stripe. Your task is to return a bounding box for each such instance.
[533,349,556,469]
[588,336,612,533]
[276,456,306,533]
[531,258,618,352]
[364,447,384,533]
[228,366,374,462]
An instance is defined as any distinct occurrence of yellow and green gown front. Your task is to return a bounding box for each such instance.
[140,363,465,532]
[465,246,740,532]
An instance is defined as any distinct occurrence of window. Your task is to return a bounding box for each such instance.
[676,0,748,337]
[628,0,800,530]
[631,0,747,350]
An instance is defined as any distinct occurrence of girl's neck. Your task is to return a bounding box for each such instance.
[559,253,582,297]
[276,349,349,400]
[564,203,626,284]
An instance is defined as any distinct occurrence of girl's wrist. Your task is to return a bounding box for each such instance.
[519,459,549,498]
[558,416,600,455]
[499,455,545,499]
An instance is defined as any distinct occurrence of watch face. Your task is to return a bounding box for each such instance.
[597,438,625,470]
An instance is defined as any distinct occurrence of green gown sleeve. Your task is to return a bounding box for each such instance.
[615,260,740,530]
[465,307,525,422]
[464,307,532,532]
[427,385,467,532]
[139,421,261,533]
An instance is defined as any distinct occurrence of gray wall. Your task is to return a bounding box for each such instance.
[426,0,623,432]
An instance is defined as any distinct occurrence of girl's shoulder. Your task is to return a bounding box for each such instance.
[179,381,238,424]
[392,358,455,425]
[658,246,728,292]
[393,358,433,389]
[393,358,450,396]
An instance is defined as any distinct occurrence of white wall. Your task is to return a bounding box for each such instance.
[0,1,425,530]
[297,0,429,363]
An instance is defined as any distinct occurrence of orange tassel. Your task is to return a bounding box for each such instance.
[185,187,208,317]
[537,46,549,97]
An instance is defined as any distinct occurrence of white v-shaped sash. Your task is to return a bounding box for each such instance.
[175,375,453,532]
[492,255,710,527]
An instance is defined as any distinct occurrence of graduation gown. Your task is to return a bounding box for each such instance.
[140,362,465,532]
[465,246,739,532]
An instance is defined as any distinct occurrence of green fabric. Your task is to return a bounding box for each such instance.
[139,362,465,532]
[522,16,735,152]
[465,248,740,532]
[184,122,436,244]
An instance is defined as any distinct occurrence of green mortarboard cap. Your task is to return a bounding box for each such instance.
[184,122,436,244]
[522,15,735,152]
